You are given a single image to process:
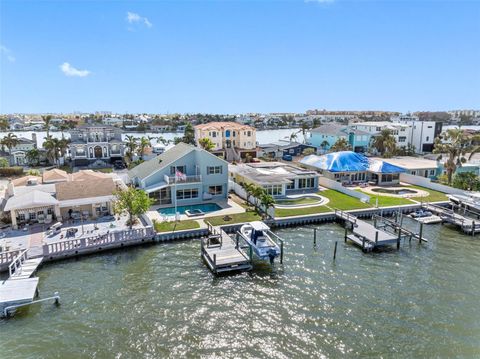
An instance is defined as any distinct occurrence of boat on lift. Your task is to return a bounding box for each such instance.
[447,192,480,212]
[239,221,281,263]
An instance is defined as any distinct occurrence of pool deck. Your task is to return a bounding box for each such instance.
[147,200,245,223]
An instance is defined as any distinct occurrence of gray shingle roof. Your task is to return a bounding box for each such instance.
[128,142,197,180]
[311,124,370,136]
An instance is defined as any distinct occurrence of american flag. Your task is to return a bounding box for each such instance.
[175,169,186,181]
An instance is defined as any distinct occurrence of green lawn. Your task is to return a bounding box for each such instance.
[322,189,371,210]
[275,197,320,205]
[206,210,261,226]
[94,168,113,173]
[274,205,331,217]
[154,220,200,232]
[407,185,449,202]
[369,195,414,207]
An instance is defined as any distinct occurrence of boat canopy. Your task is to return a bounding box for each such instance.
[249,221,270,231]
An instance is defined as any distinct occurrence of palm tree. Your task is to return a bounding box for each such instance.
[58,123,70,139]
[43,137,61,165]
[371,129,396,157]
[125,135,138,161]
[320,140,330,153]
[433,128,471,185]
[289,131,299,142]
[42,115,53,138]
[240,182,255,207]
[330,138,351,152]
[260,193,275,219]
[300,123,310,144]
[138,136,151,160]
[58,138,70,161]
[198,138,215,152]
[0,133,20,155]
[26,148,40,166]
[252,186,266,212]
[156,136,170,146]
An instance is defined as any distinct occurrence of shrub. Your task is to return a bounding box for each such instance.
[0,167,24,177]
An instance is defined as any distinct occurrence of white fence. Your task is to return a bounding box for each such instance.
[400,173,467,195]
[318,177,371,203]
[230,181,275,218]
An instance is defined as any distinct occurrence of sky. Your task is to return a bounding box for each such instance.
[0,0,479,114]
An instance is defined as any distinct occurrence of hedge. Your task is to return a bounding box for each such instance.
[0,167,24,177]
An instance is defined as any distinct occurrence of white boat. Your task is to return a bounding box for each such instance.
[447,193,480,212]
[239,221,281,262]
[415,215,442,224]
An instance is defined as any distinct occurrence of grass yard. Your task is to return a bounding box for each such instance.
[206,210,261,226]
[274,205,331,217]
[322,189,371,210]
[369,195,414,207]
[154,220,200,232]
[407,185,449,203]
[275,197,320,205]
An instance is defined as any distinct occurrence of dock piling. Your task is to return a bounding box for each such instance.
[333,241,338,261]
[419,222,423,243]
[397,229,401,250]
[280,241,284,264]
[314,228,317,246]
[472,221,476,237]
[344,226,347,243]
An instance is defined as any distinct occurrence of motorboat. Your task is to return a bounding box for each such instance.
[447,193,480,212]
[239,221,281,263]
[409,209,433,219]
[409,209,441,224]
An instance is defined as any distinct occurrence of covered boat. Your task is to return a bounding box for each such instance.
[447,193,480,212]
[239,221,281,263]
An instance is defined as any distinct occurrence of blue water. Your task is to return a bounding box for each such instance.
[157,203,222,215]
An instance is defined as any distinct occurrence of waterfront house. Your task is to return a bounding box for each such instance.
[0,134,37,166]
[128,143,228,206]
[300,151,406,185]
[257,141,317,159]
[370,156,440,179]
[229,161,319,197]
[194,122,257,162]
[68,124,125,167]
[308,124,372,153]
[2,169,122,229]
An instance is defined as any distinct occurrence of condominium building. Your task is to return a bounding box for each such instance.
[194,122,257,162]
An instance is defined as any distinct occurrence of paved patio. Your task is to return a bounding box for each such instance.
[0,214,145,254]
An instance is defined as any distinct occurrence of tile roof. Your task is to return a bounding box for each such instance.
[195,121,255,131]
[42,168,69,182]
[55,178,117,201]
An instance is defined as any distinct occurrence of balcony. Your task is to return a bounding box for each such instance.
[164,174,202,184]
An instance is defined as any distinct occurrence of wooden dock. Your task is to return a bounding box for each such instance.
[0,249,45,317]
[335,210,400,252]
[202,223,252,274]
[422,203,480,235]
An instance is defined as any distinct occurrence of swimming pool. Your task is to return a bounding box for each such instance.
[157,203,222,216]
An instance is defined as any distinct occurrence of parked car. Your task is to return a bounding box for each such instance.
[113,160,125,169]
[282,154,293,161]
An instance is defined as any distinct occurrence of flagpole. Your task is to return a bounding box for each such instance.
[174,176,177,220]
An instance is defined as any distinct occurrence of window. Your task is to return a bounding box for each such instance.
[18,213,25,221]
[176,188,198,200]
[207,166,222,174]
[29,212,36,220]
[399,136,406,143]
[376,127,381,131]
[430,169,435,176]
[170,165,186,175]
[264,184,282,196]
[208,185,223,195]
[298,178,315,189]
[212,131,217,138]
[426,136,430,141]
[47,208,53,215]
[286,181,294,190]
[247,131,251,136]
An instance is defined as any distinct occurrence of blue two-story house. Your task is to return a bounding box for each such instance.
[308,124,372,153]
[128,143,228,207]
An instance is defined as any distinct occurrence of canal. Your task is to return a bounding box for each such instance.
[1,219,480,358]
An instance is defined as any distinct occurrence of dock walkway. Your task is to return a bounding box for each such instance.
[0,249,44,317]
[422,203,480,235]
[335,210,399,252]
[202,223,252,274]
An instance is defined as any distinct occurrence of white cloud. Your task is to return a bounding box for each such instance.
[0,45,15,63]
[126,11,152,28]
[60,62,91,77]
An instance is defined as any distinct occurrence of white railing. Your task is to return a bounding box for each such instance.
[166,175,202,184]
[43,227,154,256]
[0,249,24,268]
[8,249,28,278]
